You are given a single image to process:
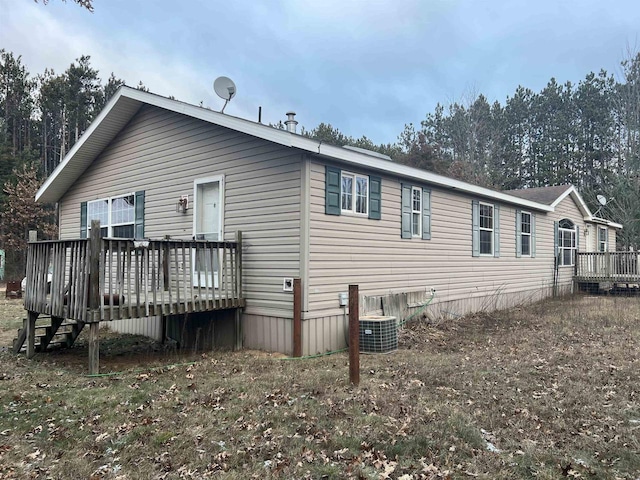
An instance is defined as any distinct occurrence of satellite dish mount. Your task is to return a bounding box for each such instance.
[214,76,237,114]
[595,194,607,216]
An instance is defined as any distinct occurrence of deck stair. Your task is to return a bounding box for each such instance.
[12,315,85,354]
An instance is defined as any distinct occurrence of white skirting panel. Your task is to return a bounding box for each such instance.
[242,314,293,354]
[242,313,347,356]
[416,285,561,321]
[302,313,348,355]
[107,316,163,341]
[242,282,573,356]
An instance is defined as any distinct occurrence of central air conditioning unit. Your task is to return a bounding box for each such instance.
[359,315,398,353]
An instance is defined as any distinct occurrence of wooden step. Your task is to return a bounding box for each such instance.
[13,316,83,354]
[16,331,76,353]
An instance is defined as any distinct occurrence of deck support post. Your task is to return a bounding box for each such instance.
[25,311,38,358]
[348,284,360,386]
[88,322,99,375]
[293,278,302,357]
[234,308,242,351]
[88,221,102,374]
[234,230,243,352]
[235,231,243,302]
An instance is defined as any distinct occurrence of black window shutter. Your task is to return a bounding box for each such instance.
[135,190,145,238]
[422,188,431,240]
[369,175,381,220]
[401,184,411,239]
[325,166,341,215]
[80,201,87,238]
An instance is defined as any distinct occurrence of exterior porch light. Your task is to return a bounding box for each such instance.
[176,195,189,213]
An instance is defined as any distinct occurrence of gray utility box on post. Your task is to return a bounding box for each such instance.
[359,315,398,353]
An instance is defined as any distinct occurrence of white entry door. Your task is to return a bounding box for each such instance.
[193,177,223,288]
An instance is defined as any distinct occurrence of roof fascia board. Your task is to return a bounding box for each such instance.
[588,217,623,229]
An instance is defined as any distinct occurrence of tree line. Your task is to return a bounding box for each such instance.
[2,49,640,277]
[304,54,640,249]
[0,51,141,277]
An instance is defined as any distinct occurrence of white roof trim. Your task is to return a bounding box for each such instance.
[589,217,623,229]
[37,86,554,213]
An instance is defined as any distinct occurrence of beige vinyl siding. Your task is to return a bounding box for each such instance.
[583,223,619,252]
[58,105,301,317]
[553,195,586,285]
[610,228,617,251]
[307,160,582,318]
[584,224,596,252]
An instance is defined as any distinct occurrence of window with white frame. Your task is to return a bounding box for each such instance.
[598,226,608,252]
[411,187,422,237]
[558,218,576,266]
[341,172,368,215]
[87,194,135,238]
[479,202,494,255]
[521,211,531,256]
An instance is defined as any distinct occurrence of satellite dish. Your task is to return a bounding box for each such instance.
[213,76,236,113]
[597,194,607,206]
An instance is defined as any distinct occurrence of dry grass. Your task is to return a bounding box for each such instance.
[0,294,639,479]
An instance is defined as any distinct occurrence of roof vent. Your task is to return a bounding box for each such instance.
[285,111,298,133]
[342,145,392,161]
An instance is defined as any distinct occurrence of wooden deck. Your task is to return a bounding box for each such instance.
[19,221,244,372]
[574,252,640,284]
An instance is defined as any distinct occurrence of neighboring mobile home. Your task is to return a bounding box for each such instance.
[34,86,622,355]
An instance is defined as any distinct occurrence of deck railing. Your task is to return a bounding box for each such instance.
[24,225,243,322]
[575,251,640,282]
[24,239,91,320]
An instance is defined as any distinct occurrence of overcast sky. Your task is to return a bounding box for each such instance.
[2,0,640,145]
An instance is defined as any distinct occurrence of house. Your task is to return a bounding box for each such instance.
[32,86,623,356]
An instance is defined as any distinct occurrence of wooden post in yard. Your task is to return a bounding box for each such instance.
[349,284,360,386]
[293,278,302,357]
[88,322,100,375]
[28,230,37,242]
[88,220,101,374]
[25,311,38,358]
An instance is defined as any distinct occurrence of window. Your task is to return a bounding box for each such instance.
[85,193,138,238]
[479,202,494,255]
[516,210,535,258]
[411,187,422,237]
[598,227,608,252]
[472,200,500,257]
[558,219,576,266]
[325,166,380,219]
[401,184,431,240]
[88,194,135,238]
[520,211,531,256]
[341,172,368,215]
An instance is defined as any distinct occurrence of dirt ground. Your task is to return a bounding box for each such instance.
[1,291,639,478]
[0,287,202,372]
